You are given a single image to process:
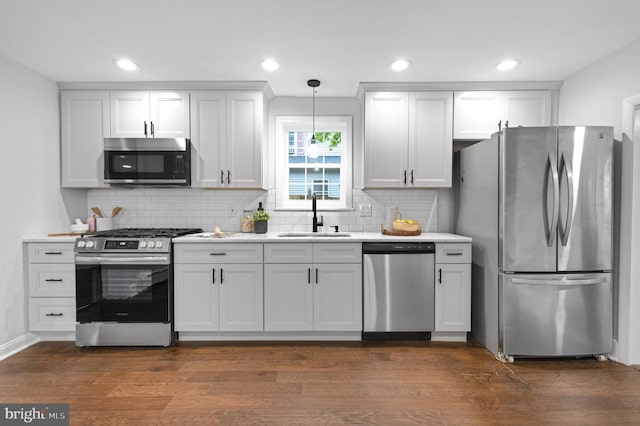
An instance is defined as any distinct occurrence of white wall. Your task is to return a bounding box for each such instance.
[0,55,85,354]
[559,38,640,364]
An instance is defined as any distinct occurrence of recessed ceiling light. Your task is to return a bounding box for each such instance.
[390,59,411,71]
[261,59,279,71]
[495,59,521,71]
[114,58,140,71]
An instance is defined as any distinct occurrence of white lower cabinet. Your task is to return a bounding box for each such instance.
[25,241,77,332]
[173,244,263,332]
[264,243,362,332]
[434,243,472,334]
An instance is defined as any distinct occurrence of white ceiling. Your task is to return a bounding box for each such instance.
[1,0,640,97]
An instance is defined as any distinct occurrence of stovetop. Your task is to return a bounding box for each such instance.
[87,227,203,238]
[74,227,203,254]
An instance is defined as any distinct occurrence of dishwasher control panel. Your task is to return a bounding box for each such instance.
[362,242,435,254]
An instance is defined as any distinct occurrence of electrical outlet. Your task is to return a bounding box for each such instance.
[358,204,372,217]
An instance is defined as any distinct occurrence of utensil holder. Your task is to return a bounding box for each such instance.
[96,217,114,231]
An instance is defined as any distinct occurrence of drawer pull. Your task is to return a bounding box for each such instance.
[45,278,64,282]
[45,313,64,317]
[44,252,63,255]
[209,253,227,256]
[446,252,463,256]
[438,268,443,284]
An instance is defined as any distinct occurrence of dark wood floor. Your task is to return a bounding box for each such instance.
[1,339,639,425]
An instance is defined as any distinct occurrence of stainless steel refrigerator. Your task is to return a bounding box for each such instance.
[456,126,613,360]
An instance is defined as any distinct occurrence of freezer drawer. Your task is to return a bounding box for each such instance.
[500,272,612,357]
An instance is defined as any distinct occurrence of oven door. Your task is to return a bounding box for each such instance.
[75,254,171,323]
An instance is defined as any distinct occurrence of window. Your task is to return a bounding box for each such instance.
[275,116,352,210]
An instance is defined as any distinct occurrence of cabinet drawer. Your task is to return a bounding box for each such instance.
[29,264,76,297]
[174,243,263,263]
[436,243,471,263]
[29,298,76,331]
[313,243,362,264]
[264,243,313,263]
[28,242,76,263]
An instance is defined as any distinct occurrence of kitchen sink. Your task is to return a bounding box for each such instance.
[277,232,352,238]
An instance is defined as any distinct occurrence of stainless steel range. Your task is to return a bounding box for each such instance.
[74,228,202,347]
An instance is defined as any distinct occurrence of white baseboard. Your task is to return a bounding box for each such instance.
[431,332,468,342]
[178,331,362,341]
[0,333,40,361]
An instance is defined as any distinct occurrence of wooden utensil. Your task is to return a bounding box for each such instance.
[111,207,123,217]
[91,207,103,218]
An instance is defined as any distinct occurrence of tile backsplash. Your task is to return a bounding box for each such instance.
[87,188,438,233]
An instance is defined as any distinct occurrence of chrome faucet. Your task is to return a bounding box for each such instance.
[312,194,323,232]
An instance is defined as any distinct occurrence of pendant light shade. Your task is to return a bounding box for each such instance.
[307,79,320,159]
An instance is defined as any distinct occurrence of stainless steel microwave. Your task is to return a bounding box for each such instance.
[104,138,191,186]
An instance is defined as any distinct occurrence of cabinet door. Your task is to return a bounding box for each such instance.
[226,91,263,188]
[110,91,150,137]
[502,91,552,128]
[60,91,109,187]
[453,91,502,140]
[435,263,471,332]
[314,264,362,331]
[218,264,264,331]
[364,92,409,187]
[190,91,226,187]
[174,264,219,331]
[264,264,313,331]
[150,91,190,138]
[408,92,453,187]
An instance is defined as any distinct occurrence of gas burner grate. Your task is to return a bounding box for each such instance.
[88,228,203,238]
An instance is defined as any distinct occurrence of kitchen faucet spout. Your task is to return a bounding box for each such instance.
[312,194,323,232]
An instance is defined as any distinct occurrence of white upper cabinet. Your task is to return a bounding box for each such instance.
[190,91,263,188]
[110,91,190,138]
[453,91,552,140]
[364,91,453,188]
[60,91,110,188]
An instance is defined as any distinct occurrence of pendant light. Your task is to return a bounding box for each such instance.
[307,79,320,159]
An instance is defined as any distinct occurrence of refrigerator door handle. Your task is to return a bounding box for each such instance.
[559,152,574,246]
[512,277,605,286]
[543,152,560,247]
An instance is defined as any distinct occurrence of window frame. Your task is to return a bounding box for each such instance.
[275,115,353,210]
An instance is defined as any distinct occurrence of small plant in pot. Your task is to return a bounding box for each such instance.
[252,210,270,234]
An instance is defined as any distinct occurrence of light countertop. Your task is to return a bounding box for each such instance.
[173,231,471,243]
[24,232,472,244]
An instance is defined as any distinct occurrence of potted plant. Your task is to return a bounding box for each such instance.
[252,209,270,234]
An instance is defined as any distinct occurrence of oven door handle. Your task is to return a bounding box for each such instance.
[75,255,170,265]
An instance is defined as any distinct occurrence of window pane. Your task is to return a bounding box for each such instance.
[288,168,307,200]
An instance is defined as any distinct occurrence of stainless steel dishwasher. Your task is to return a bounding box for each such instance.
[362,242,435,339]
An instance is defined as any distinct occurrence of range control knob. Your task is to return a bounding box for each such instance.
[77,241,86,248]
[148,241,156,248]
[156,241,163,249]
[86,241,95,248]
[139,241,147,248]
